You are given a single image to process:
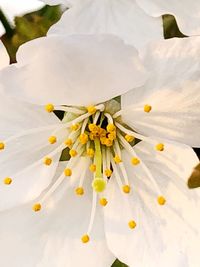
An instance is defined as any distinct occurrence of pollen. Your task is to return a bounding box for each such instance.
[87,105,97,114]
[99,198,108,206]
[104,138,113,147]
[125,135,135,143]
[45,103,54,113]
[70,123,79,131]
[69,149,77,157]
[3,177,12,185]
[92,178,106,193]
[104,169,112,177]
[108,132,116,141]
[114,155,122,164]
[43,157,52,166]
[122,185,131,194]
[81,234,90,243]
[107,123,116,132]
[86,148,95,158]
[89,164,96,173]
[144,104,152,113]
[32,203,41,212]
[64,138,73,147]
[131,157,140,166]
[75,187,84,196]
[157,196,166,206]
[88,123,98,132]
[155,143,164,151]
[64,168,72,177]
[79,133,88,144]
[128,220,137,229]
[48,136,57,144]
[0,142,5,150]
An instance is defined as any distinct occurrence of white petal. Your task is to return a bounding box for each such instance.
[104,145,200,267]
[135,0,200,35]
[0,95,63,210]
[0,160,114,267]
[121,37,200,147]
[48,0,163,51]
[41,0,72,6]
[0,34,147,106]
[0,41,9,69]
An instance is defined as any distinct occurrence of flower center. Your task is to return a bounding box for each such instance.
[1,100,167,244]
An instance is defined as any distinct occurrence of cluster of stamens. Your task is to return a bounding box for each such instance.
[0,102,166,244]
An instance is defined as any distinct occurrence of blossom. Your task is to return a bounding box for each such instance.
[47,0,163,50]
[0,41,9,69]
[0,0,44,36]
[0,34,200,267]
[135,0,200,36]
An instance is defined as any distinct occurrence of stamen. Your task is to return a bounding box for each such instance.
[81,118,89,134]
[93,111,101,124]
[69,149,78,157]
[114,155,122,164]
[64,168,72,177]
[3,177,12,185]
[45,103,54,112]
[43,157,52,166]
[0,142,5,150]
[75,187,84,195]
[70,123,80,131]
[128,220,137,229]
[115,122,147,141]
[54,106,85,115]
[104,113,114,124]
[157,196,166,205]
[79,133,88,145]
[125,135,135,143]
[48,136,57,144]
[87,148,95,158]
[87,105,97,114]
[64,138,73,147]
[81,234,90,243]
[144,104,152,113]
[85,192,97,240]
[122,185,131,194]
[99,197,108,206]
[89,164,96,173]
[32,203,42,212]
[155,143,164,151]
[131,157,140,166]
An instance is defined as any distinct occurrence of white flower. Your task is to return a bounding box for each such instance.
[0,41,9,69]
[41,0,72,7]
[47,0,163,51]
[0,0,44,36]
[0,34,200,267]
[135,0,200,36]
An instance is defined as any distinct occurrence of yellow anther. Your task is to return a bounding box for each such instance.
[64,168,72,177]
[99,128,106,137]
[86,148,95,158]
[87,105,97,114]
[0,142,5,150]
[75,187,84,196]
[104,169,112,177]
[157,196,166,206]
[125,135,135,143]
[131,157,140,166]
[81,234,90,243]
[89,164,96,173]
[32,203,41,212]
[144,104,152,113]
[100,136,107,145]
[89,132,95,141]
[88,123,99,132]
[99,198,108,206]
[3,177,12,185]
[128,220,137,229]
[48,136,57,144]
[79,133,88,145]
[122,185,131,194]
[45,103,54,113]
[155,143,164,151]
[70,123,79,131]
[43,157,52,166]
[105,138,113,147]
[92,178,106,193]
[64,138,73,147]
[69,149,77,157]
[114,155,122,164]
[108,132,116,141]
[107,123,116,132]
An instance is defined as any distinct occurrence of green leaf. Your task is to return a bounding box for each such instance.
[111,259,128,267]
[162,14,187,39]
[1,5,63,63]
